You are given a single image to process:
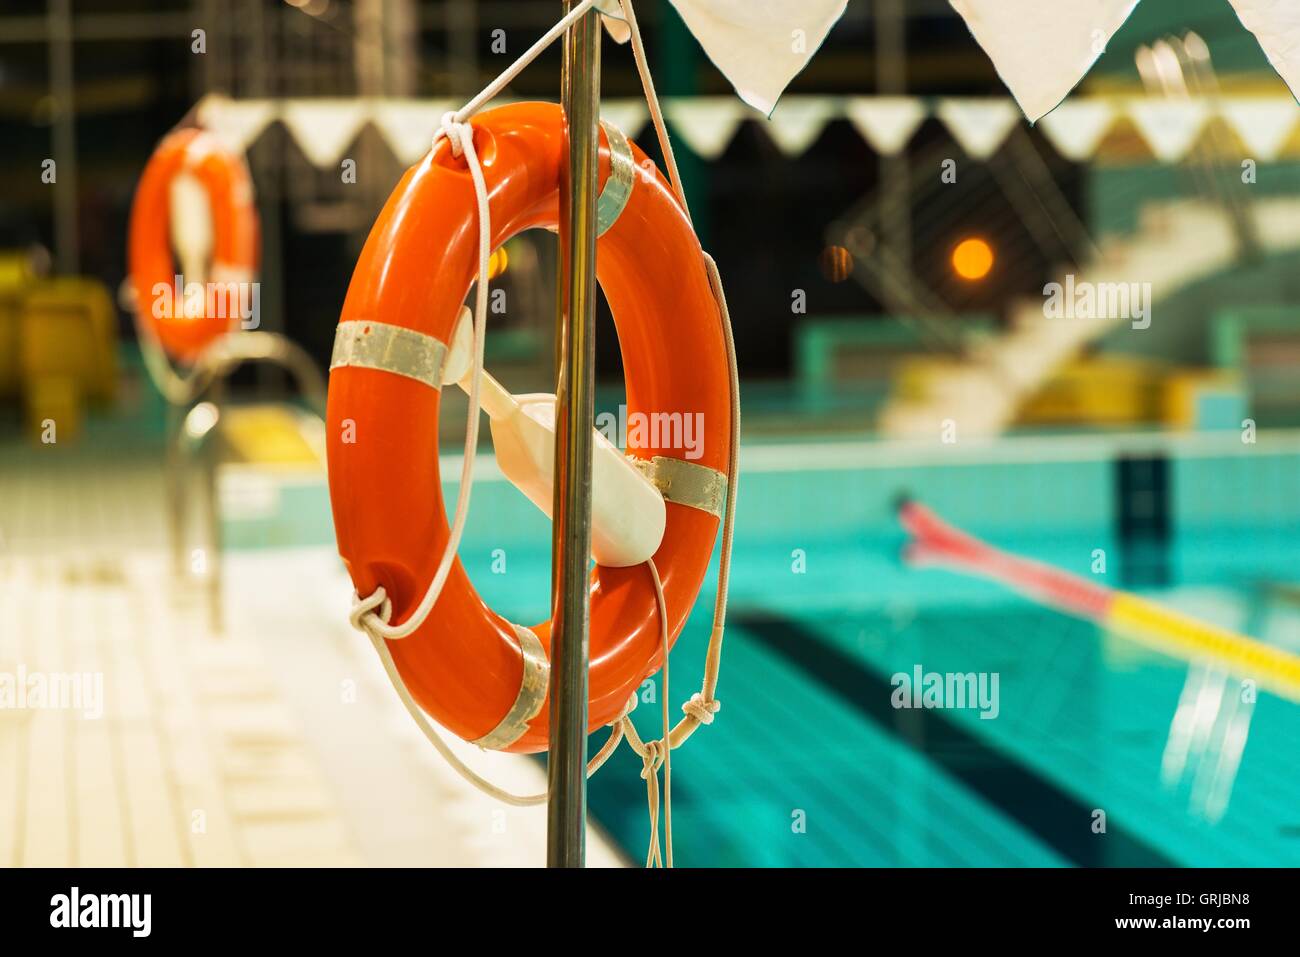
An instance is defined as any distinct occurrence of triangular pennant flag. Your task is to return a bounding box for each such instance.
[936,98,1019,159]
[949,0,1141,122]
[1127,98,1211,163]
[1219,97,1299,162]
[1228,0,1300,103]
[665,97,746,159]
[764,96,835,156]
[598,0,631,44]
[600,100,649,139]
[844,96,926,155]
[280,99,371,169]
[667,0,848,116]
[1037,98,1117,160]
[196,94,277,155]
[372,98,456,164]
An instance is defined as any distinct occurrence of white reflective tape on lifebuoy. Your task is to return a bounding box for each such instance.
[632,455,727,519]
[330,320,449,391]
[472,624,550,751]
[597,120,635,237]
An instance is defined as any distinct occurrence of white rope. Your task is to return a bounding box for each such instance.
[367,626,625,807]
[618,0,738,750]
[647,558,672,867]
[613,0,742,867]
[349,111,490,643]
[682,692,720,725]
[459,0,599,121]
[617,0,690,223]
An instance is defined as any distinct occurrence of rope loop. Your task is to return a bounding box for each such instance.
[639,738,665,779]
[436,111,471,158]
[682,692,720,726]
[611,691,639,724]
[349,587,392,636]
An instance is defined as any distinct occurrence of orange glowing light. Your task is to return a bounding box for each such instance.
[951,237,994,281]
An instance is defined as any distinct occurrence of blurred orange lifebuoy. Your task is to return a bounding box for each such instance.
[128,128,259,361]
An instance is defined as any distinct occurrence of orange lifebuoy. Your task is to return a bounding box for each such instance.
[128,128,259,361]
[326,102,731,753]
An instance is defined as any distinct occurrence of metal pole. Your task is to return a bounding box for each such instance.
[874,0,909,280]
[46,0,78,275]
[547,0,600,868]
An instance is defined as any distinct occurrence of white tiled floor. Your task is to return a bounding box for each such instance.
[226,546,625,867]
[0,450,624,867]
[1,552,362,867]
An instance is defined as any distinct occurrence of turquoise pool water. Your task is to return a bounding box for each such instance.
[474,540,1300,867]
[222,431,1300,866]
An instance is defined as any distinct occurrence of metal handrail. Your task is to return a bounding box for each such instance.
[135,315,328,633]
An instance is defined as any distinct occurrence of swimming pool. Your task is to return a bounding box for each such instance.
[225,428,1300,866]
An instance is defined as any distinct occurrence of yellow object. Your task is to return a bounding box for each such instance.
[0,250,36,293]
[17,278,118,442]
[892,357,963,403]
[892,354,1165,426]
[895,353,1246,430]
[0,251,36,397]
[488,245,508,280]
[1109,592,1300,704]
[1162,368,1242,429]
[951,237,994,281]
[0,297,19,398]
[25,377,81,442]
[218,405,323,469]
[1018,355,1165,425]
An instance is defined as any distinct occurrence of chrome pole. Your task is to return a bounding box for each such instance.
[46,0,79,274]
[548,0,600,868]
